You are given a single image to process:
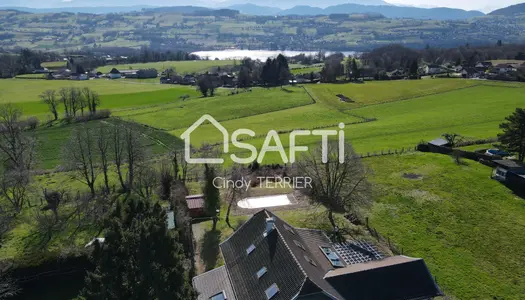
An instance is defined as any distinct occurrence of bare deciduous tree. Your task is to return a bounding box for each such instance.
[225,166,247,229]
[41,189,62,222]
[59,88,70,117]
[133,164,158,199]
[40,90,59,121]
[294,141,371,230]
[171,150,193,183]
[0,104,37,212]
[82,87,100,114]
[123,127,145,192]
[111,125,127,192]
[63,125,98,196]
[95,125,111,194]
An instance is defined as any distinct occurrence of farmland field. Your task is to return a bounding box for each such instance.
[367,152,525,299]
[96,60,235,74]
[0,78,180,103]
[119,87,314,130]
[159,80,524,164]
[0,79,198,116]
[307,79,481,109]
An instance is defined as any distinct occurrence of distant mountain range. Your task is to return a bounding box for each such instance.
[0,5,155,14]
[3,1,523,20]
[0,5,154,14]
[489,3,525,16]
[275,4,484,20]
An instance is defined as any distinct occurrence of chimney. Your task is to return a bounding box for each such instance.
[265,217,275,235]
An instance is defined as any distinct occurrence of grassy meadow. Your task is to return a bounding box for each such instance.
[95,60,236,74]
[367,152,525,299]
[0,79,198,117]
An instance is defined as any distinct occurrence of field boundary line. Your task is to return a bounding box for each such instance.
[139,88,317,131]
[198,118,377,148]
[101,119,170,150]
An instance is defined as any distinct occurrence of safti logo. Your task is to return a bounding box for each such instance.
[180,114,346,165]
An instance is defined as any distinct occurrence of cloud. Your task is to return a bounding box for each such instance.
[62,0,73,2]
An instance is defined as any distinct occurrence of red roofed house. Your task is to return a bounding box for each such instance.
[186,194,205,218]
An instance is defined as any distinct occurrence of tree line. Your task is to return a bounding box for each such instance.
[361,43,525,72]
[40,87,109,123]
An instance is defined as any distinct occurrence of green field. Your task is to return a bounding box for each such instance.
[0,78,179,103]
[96,60,235,74]
[291,66,323,75]
[307,79,481,109]
[41,61,68,69]
[367,152,525,299]
[119,87,314,131]
[153,80,524,164]
[0,79,198,117]
[33,118,178,169]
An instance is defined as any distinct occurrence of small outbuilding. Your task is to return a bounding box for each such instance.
[109,68,121,79]
[428,138,451,147]
[186,194,205,218]
[492,160,525,195]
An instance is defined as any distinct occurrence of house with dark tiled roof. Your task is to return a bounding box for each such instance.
[193,210,442,300]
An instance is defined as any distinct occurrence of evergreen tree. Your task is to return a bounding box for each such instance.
[410,60,419,77]
[351,58,360,81]
[80,197,196,300]
[203,164,220,230]
[498,108,525,162]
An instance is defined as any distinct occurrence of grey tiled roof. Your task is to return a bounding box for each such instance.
[192,266,236,300]
[220,211,306,300]
[194,209,441,300]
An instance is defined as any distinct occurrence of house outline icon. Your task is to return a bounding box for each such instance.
[180,114,229,164]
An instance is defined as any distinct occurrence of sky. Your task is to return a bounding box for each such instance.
[385,0,523,12]
[2,0,524,12]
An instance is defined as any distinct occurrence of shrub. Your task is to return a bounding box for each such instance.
[26,116,39,130]
[74,110,111,123]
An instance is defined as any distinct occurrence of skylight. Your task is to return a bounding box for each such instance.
[210,291,226,300]
[294,240,305,251]
[283,223,295,235]
[265,283,279,299]
[257,267,267,279]
[246,244,256,255]
[304,255,317,266]
[320,246,344,268]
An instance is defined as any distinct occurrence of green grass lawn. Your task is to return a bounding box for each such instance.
[33,118,178,169]
[367,152,525,299]
[41,61,67,69]
[170,104,361,146]
[167,83,523,165]
[307,78,483,110]
[291,66,323,75]
[15,74,47,79]
[0,78,180,104]
[121,87,314,131]
[0,80,196,118]
[96,60,235,74]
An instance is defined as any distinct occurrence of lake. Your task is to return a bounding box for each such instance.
[191,49,356,61]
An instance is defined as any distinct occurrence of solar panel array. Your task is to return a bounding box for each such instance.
[332,240,384,265]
